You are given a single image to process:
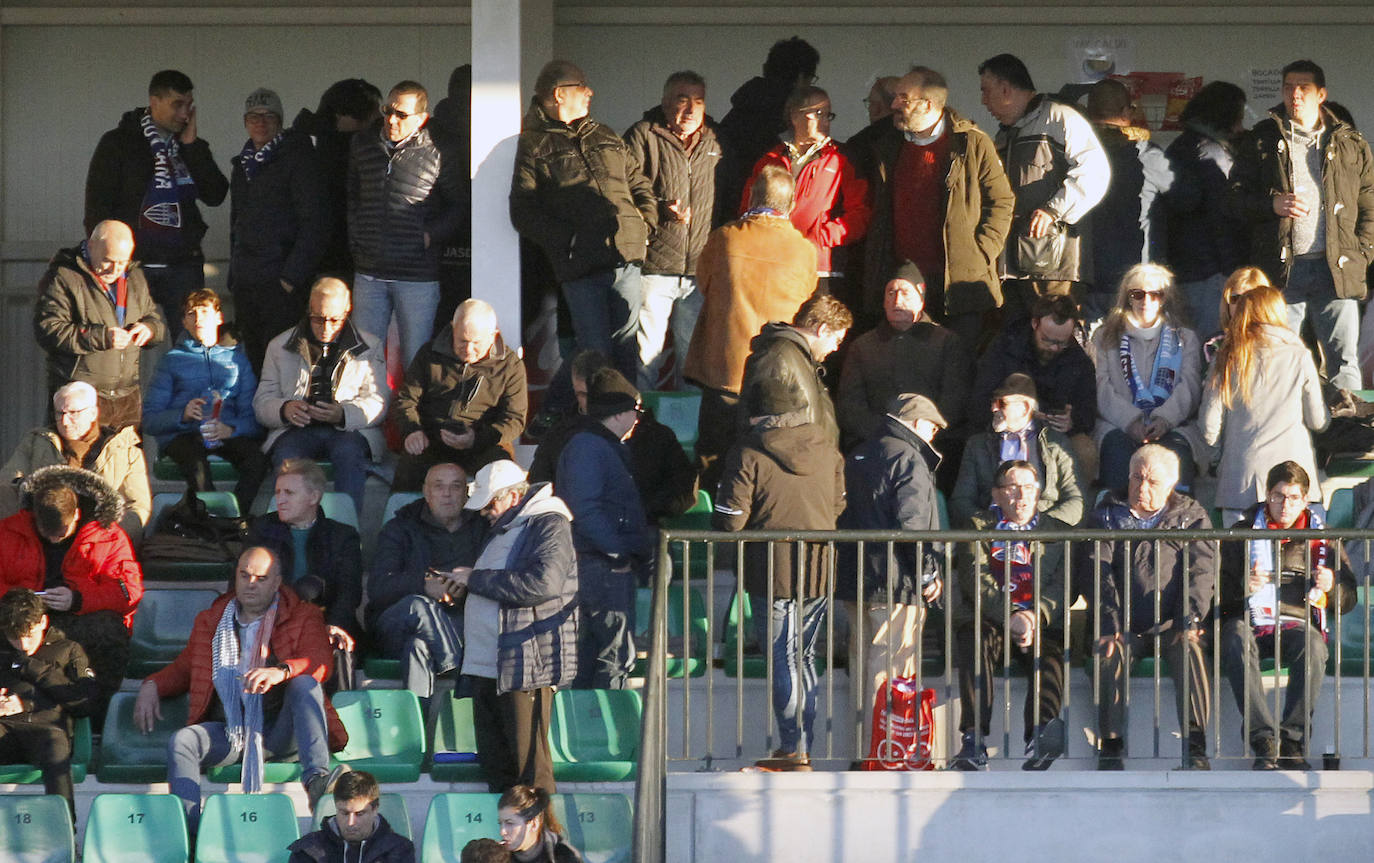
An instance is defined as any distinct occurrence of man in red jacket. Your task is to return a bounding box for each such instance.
[134,545,349,829]
[0,465,142,708]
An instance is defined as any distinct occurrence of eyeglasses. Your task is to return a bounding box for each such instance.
[797,107,836,121]
[382,106,419,120]
[891,95,926,109]
[997,483,1038,495]
[1128,289,1164,302]
[309,315,348,326]
[554,82,589,91]
[55,406,95,419]
[1036,335,1074,350]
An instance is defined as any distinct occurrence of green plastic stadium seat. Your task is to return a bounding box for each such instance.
[631,585,707,678]
[269,491,357,529]
[155,454,239,484]
[361,658,402,680]
[0,795,73,863]
[194,793,298,863]
[98,692,190,783]
[429,694,483,783]
[1328,487,1355,529]
[662,489,712,580]
[312,792,412,840]
[552,793,633,863]
[143,491,241,582]
[330,689,425,782]
[640,390,700,452]
[549,689,641,782]
[382,492,422,525]
[83,793,189,863]
[420,793,501,862]
[0,717,90,784]
[128,589,219,676]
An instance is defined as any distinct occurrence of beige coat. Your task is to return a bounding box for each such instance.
[0,425,151,539]
[1091,319,1205,464]
[1199,324,1328,509]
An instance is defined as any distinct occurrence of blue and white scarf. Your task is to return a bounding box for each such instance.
[211,597,278,793]
[1119,324,1183,413]
[238,133,283,182]
[1247,507,1329,633]
[138,111,188,238]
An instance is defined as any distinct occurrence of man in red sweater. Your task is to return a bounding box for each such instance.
[0,465,142,707]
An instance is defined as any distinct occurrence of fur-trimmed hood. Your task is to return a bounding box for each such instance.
[21,464,124,529]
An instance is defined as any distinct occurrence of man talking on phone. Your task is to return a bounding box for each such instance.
[391,299,527,492]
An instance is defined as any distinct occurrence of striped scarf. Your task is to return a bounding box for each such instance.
[211,597,278,793]
[238,133,283,182]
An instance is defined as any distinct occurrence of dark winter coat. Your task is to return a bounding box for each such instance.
[1229,105,1374,298]
[716,75,795,228]
[1089,123,1172,293]
[953,510,1069,629]
[510,102,656,283]
[348,125,463,281]
[248,513,363,637]
[740,323,839,446]
[0,627,100,728]
[836,415,942,605]
[970,318,1097,436]
[289,110,357,278]
[365,499,487,631]
[1163,123,1248,283]
[622,107,724,276]
[713,421,846,599]
[230,129,327,290]
[950,424,1083,527]
[837,319,970,448]
[34,247,167,400]
[84,107,230,261]
[556,419,654,561]
[286,814,416,863]
[1218,504,1357,626]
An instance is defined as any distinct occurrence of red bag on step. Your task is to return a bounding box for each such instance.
[863,678,935,771]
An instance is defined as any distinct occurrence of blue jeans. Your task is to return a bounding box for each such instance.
[1179,272,1227,343]
[1285,257,1361,390]
[753,595,827,755]
[352,273,441,367]
[269,425,371,516]
[637,274,702,390]
[167,676,329,828]
[544,264,644,414]
[374,595,463,702]
[1099,428,1195,493]
[573,554,636,690]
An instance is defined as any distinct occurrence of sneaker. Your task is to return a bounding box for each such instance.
[1251,736,1280,771]
[753,750,813,772]
[1279,738,1312,771]
[1097,737,1125,771]
[306,763,353,813]
[1022,717,1066,771]
[948,732,988,771]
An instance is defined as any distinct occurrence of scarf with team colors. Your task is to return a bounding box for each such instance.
[238,133,283,182]
[1120,324,1183,413]
[990,507,1038,610]
[1246,507,1329,633]
[138,111,192,245]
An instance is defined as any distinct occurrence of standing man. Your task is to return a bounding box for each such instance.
[978,54,1109,321]
[1230,60,1374,390]
[254,278,390,517]
[510,60,657,404]
[349,80,464,367]
[35,220,165,428]
[85,70,228,322]
[739,293,851,448]
[864,67,1014,344]
[623,71,723,390]
[230,87,326,375]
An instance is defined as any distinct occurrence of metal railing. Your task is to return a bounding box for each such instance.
[633,525,1374,863]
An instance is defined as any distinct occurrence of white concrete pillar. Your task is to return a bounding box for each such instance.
[470,0,553,351]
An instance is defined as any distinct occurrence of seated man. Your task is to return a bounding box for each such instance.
[1079,444,1213,769]
[254,277,389,516]
[1219,461,1355,770]
[972,294,1098,483]
[0,588,101,820]
[134,545,350,828]
[287,769,416,863]
[247,460,362,661]
[1,381,150,540]
[368,462,487,710]
[950,461,1069,771]
[950,373,1082,527]
[837,393,946,766]
[448,460,578,794]
[528,349,696,525]
[394,299,527,491]
[142,288,269,515]
[0,465,143,705]
[556,367,655,690]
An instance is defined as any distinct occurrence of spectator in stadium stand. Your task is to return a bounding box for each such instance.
[84,70,228,324]
[287,769,416,863]
[740,85,870,296]
[950,460,1069,772]
[2,382,150,540]
[497,785,581,862]
[134,545,350,828]
[1216,461,1355,770]
[837,261,969,452]
[427,64,475,332]
[141,289,268,516]
[229,87,326,376]
[462,839,511,863]
[1204,266,1272,363]
[951,373,1083,527]
[970,294,1098,485]
[1079,444,1213,770]
[34,219,166,429]
[861,66,1014,345]
[1090,263,1202,494]
[682,164,816,486]
[0,466,143,710]
[393,299,527,492]
[842,75,899,183]
[713,377,845,772]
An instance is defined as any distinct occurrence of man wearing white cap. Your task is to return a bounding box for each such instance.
[445,459,578,794]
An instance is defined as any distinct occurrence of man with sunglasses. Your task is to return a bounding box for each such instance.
[349,80,464,367]
[254,278,389,516]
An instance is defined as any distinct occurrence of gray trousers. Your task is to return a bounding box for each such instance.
[1098,628,1210,742]
[1220,617,1328,746]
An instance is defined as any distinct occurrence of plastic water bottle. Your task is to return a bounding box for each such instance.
[201,390,224,450]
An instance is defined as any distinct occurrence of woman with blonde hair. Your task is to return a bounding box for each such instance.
[1092,263,1203,492]
[1201,286,1329,524]
[1204,266,1273,363]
